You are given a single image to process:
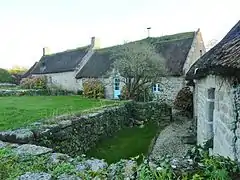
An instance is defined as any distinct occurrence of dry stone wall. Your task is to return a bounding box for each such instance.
[0,102,171,156]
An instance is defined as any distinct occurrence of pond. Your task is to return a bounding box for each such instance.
[86,122,161,164]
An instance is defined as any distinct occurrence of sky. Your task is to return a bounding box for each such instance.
[0,0,239,69]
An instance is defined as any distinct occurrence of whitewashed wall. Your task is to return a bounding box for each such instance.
[33,71,82,92]
[183,30,206,75]
[194,75,239,160]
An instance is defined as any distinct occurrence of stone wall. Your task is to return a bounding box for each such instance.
[102,76,185,102]
[0,102,171,156]
[154,76,186,105]
[194,75,239,160]
[233,85,240,161]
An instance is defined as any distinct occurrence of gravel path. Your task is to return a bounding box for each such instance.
[149,119,194,162]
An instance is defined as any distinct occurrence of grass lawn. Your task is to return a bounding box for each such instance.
[86,122,160,164]
[0,96,118,131]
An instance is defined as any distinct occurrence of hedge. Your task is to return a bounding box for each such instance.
[0,68,13,83]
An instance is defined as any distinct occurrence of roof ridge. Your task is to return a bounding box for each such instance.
[44,45,90,57]
[95,31,195,52]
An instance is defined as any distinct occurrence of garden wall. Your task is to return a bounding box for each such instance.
[0,102,172,156]
[0,89,74,96]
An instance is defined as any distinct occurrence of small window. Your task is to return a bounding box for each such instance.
[200,50,203,56]
[207,88,215,122]
[153,84,160,92]
[114,78,120,90]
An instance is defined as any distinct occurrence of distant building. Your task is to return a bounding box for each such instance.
[25,30,205,102]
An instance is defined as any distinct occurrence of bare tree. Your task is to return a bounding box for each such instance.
[111,41,167,100]
[206,39,218,51]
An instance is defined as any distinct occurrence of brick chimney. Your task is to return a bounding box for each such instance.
[43,47,50,56]
[91,37,100,49]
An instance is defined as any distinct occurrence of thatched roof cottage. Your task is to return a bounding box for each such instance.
[25,30,205,101]
[186,20,240,160]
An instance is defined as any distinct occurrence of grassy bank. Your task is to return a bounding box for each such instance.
[86,122,160,164]
[0,96,118,130]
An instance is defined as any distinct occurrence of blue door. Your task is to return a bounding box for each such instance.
[114,78,121,99]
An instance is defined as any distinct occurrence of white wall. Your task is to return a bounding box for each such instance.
[194,75,238,160]
[183,30,206,75]
[33,71,82,92]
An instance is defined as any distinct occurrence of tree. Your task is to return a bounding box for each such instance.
[111,41,167,100]
[8,65,28,75]
[206,39,218,51]
[0,68,13,83]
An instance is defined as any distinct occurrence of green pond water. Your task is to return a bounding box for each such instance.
[86,122,160,164]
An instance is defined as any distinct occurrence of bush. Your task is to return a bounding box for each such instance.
[0,68,13,83]
[119,85,128,100]
[174,86,193,112]
[83,79,104,98]
[20,76,47,89]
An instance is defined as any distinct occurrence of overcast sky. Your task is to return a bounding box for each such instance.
[0,0,239,69]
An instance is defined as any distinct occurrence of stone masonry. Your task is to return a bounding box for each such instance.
[0,102,171,156]
[154,76,186,105]
[194,75,239,160]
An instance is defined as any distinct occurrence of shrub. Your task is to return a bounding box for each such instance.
[20,76,47,89]
[119,85,128,100]
[83,79,104,98]
[174,86,193,113]
[0,68,13,83]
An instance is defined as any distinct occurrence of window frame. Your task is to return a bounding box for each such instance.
[153,83,160,93]
[114,78,120,91]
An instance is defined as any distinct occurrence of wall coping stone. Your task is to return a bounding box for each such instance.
[14,144,52,156]
[18,172,52,180]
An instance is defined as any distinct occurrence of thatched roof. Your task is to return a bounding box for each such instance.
[31,46,90,74]
[186,20,240,80]
[22,62,38,78]
[76,32,194,78]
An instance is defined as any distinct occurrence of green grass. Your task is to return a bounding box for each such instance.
[86,122,160,164]
[0,96,118,131]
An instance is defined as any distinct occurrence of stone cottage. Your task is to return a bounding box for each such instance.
[26,30,205,101]
[25,37,100,92]
[186,20,240,160]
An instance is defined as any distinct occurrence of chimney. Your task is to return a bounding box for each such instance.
[43,47,50,56]
[91,37,100,49]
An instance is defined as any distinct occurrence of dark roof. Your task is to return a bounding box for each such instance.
[22,62,38,78]
[75,49,113,78]
[76,32,195,78]
[31,46,90,74]
[186,20,240,80]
